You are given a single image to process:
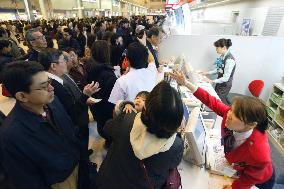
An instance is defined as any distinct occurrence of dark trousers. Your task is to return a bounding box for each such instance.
[77,124,90,189]
[255,168,275,189]
[215,82,232,105]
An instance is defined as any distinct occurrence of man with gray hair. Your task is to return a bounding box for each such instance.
[25,28,47,61]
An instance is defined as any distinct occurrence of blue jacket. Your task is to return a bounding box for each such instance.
[0,97,80,189]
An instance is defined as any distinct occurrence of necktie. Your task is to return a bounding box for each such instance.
[222,128,235,153]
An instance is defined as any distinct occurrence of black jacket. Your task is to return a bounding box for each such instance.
[110,44,124,67]
[51,79,89,128]
[97,113,184,189]
[87,63,117,127]
[27,49,39,61]
[0,111,8,189]
[0,98,80,189]
[74,33,86,57]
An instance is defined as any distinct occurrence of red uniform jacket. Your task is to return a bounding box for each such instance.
[193,87,273,189]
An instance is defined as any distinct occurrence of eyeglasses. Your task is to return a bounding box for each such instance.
[63,55,71,62]
[32,77,52,91]
[53,58,67,64]
[69,54,76,59]
[32,35,46,41]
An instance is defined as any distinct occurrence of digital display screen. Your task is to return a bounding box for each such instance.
[183,104,189,124]
[194,114,206,154]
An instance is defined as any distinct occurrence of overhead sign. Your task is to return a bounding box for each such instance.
[164,4,174,11]
[167,0,180,4]
[82,0,96,2]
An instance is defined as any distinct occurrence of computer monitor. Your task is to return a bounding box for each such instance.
[180,103,190,131]
[183,103,190,124]
[182,107,206,166]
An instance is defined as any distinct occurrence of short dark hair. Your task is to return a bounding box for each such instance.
[95,21,103,27]
[0,40,11,52]
[110,33,119,46]
[87,34,96,49]
[214,38,232,48]
[141,81,184,138]
[232,96,268,133]
[127,42,148,69]
[102,31,113,42]
[63,47,77,54]
[85,24,92,33]
[91,40,110,64]
[63,28,73,35]
[147,27,159,38]
[1,61,44,97]
[76,23,84,32]
[38,48,63,71]
[31,21,41,29]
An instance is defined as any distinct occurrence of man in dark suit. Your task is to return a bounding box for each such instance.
[38,48,99,126]
[146,27,161,68]
[38,48,100,189]
[25,28,47,61]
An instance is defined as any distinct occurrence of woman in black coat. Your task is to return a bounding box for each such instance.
[87,40,117,145]
[96,81,184,189]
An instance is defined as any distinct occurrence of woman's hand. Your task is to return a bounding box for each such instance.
[222,185,232,189]
[83,81,101,97]
[169,70,186,86]
[202,76,213,84]
[123,104,137,114]
[198,71,208,76]
[170,70,198,92]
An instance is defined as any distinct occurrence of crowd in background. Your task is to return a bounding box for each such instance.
[0,15,187,189]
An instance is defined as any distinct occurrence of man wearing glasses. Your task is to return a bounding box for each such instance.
[38,48,99,128]
[38,48,100,189]
[0,61,81,189]
[25,28,47,61]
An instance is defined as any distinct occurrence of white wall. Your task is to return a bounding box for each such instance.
[190,0,284,36]
[50,0,77,10]
[159,35,284,101]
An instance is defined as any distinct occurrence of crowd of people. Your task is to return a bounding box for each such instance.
[0,15,184,189]
[0,14,282,189]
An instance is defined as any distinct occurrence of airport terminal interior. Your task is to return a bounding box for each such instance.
[0,0,284,189]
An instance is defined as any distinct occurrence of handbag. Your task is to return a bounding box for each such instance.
[140,161,182,189]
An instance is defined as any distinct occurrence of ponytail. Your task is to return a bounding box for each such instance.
[256,118,268,133]
[226,39,232,48]
[214,38,232,48]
